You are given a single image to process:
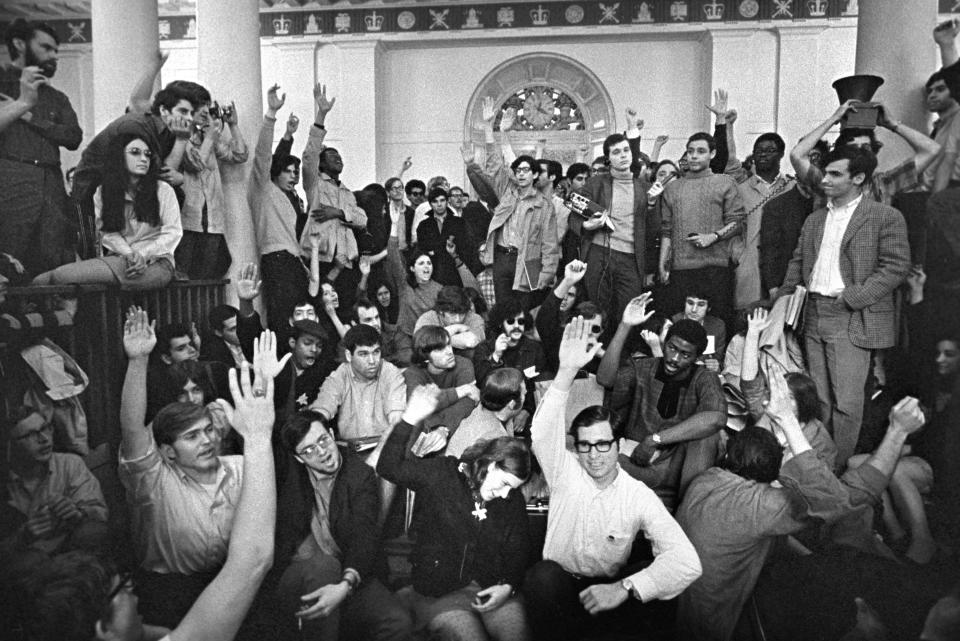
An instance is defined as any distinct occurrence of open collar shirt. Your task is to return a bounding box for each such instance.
[119,438,243,575]
[808,195,862,296]
[310,361,407,440]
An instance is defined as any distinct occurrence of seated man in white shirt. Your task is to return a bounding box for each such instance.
[524,317,702,640]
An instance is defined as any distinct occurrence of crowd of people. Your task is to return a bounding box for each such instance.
[3,14,960,641]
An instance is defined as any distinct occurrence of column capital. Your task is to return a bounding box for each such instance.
[269,39,319,52]
[774,25,827,39]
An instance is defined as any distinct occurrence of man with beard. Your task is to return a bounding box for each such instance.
[0,20,82,275]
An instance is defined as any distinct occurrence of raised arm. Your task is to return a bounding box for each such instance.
[302,82,336,197]
[597,293,653,387]
[128,50,167,114]
[169,359,276,641]
[216,102,249,164]
[251,85,284,193]
[119,308,157,460]
[876,102,941,175]
[935,19,960,69]
[790,101,856,183]
[376,384,443,488]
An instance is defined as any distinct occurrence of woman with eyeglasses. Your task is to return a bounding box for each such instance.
[377,384,533,641]
[32,134,182,289]
[474,299,550,418]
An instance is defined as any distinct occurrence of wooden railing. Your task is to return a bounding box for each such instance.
[1,280,227,448]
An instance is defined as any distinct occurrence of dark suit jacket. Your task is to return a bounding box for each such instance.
[416,212,480,286]
[780,198,911,349]
[273,448,385,582]
[569,172,654,276]
[199,335,236,369]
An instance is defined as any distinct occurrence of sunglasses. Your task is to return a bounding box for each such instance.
[574,439,615,453]
[126,148,154,159]
[505,317,526,326]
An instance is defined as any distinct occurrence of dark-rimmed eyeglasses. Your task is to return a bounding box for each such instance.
[297,433,334,458]
[574,439,615,453]
[514,166,533,175]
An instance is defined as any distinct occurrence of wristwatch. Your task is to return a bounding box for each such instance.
[620,578,639,600]
[651,433,663,446]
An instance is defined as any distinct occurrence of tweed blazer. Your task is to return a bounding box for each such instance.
[780,197,910,349]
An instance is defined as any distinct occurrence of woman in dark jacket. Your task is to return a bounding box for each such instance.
[377,385,532,641]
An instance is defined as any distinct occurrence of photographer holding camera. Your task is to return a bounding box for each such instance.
[177,97,249,280]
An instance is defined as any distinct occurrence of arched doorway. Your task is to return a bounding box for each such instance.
[463,53,616,168]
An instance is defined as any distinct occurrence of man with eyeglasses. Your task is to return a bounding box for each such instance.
[524,317,701,641]
[465,97,558,310]
[598,299,726,509]
[0,406,108,555]
[266,409,413,640]
[384,176,415,290]
[448,185,469,216]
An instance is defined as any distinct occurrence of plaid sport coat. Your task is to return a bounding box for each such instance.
[780,197,910,349]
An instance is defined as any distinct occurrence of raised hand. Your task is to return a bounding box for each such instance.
[888,396,925,437]
[227,360,275,444]
[223,101,238,126]
[641,329,662,356]
[123,308,156,359]
[401,156,413,172]
[493,333,511,357]
[563,259,588,284]
[746,307,772,335]
[558,317,603,372]
[308,226,322,250]
[235,262,262,301]
[460,144,476,165]
[267,84,285,112]
[647,181,665,199]
[934,18,960,46]
[358,256,371,276]
[876,103,899,131]
[285,113,299,137]
[401,384,442,425]
[253,330,291,380]
[621,292,654,327]
[500,107,516,132]
[18,66,46,109]
[189,321,202,353]
[314,83,336,114]
[725,108,738,125]
[481,96,497,125]
[707,88,729,120]
[654,134,669,146]
[830,99,858,124]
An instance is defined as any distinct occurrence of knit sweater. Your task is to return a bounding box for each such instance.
[661,172,745,271]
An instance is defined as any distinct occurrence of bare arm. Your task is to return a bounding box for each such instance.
[128,50,168,115]
[878,104,941,174]
[935,19,960,67]
[790,101,857,181]
[119,309,157,460]
[170,358,276,641]
[597,294,653,387]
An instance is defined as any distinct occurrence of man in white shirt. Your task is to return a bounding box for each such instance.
[524,317,702,640]
[779,145,910,466]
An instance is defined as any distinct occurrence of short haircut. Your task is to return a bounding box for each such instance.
[785,373,823,424]
[510,154,540,175]
[823,145,879,183]
[413,325,450,366]
[270,154,301,180]
[405,179,426,196]
[754,132,786,155]
[591,156,609,167]
[350,297,378,324]
[927,69,948,91]
[343,324,382,354]
[4,19,58,60]
[208,304,238,334]
[2,405,43,442]
[289,299,317,318]
[152,401,209,446]
[384,176,403,192]
[427,187,448,203]
[723,425,783,483]
[435,286,470,314]
[292,319,327,342]
[427,176,448,191]
[665,319,709,356]
[151,80,209,115]
[540,159,564,187]
[156,322,191,355]
[280,409,331,453]
[480,368,525,412]
[318,147,340,171]
[687,131,716,151]
[566,162,590,180]
[834,127,882,154]
[683,286,712,305]
[603,133,630,158]
[568,405,621,441]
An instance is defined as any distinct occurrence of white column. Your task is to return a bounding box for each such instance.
[775,26,827,149]
[855,1,937,162]
[91,0,159,131]
[197,0,262,295]
[323,40,380,187]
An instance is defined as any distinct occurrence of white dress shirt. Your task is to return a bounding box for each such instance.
[531,385,702,601]
[808,195,861,296]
